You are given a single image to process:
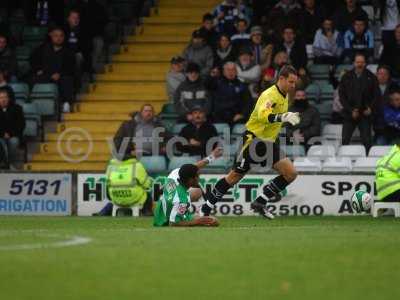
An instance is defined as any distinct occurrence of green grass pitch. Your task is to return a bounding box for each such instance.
[0,216,399,300]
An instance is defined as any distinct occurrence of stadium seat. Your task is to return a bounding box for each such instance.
[16,46,32,61]
[293,157,322,172]
[161,103,178,119]
[31,83,59,98]
[172,123,187,135]
[315,102,332,121]
[306,44,314,59]
[316,80,334,100]
[214,123,230,136]
[204,157,232,172]
[9,83,30,102]
[322,124,342,140]
[168,156,200,171]
[232,124,246,137]
[352,157,379,172]
[22,26,48,44]
[367,64,378,74]
[335,64,352,78]
[33,98,57,116]
[222,142,239,157]
[282,145,306,158]
[369,146,391,157]
[337,145,366,160]
[307,145,336,160]
[21,102,41,138]
[305,83,321,102]
[309,64,330,80]
[322,157,352,172]
[140,156,167,174]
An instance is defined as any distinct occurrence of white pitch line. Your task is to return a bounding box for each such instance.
[0,235,92,251]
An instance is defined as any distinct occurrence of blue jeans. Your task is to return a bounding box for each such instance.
[0,137,20,165]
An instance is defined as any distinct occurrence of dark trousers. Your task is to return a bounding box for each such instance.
[381,190,400,202]
[342,117,372,150]
[381,30,395,48]
[33,74,75,104]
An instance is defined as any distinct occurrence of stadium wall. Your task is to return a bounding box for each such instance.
[0,172,375,216]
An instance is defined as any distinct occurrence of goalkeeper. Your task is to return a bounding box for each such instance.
[200,65,301,219]
[154,164,219,227]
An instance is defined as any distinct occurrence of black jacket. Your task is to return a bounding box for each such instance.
[0,46,17,76]
[0,103,25,138]
[288,101,321,142]
[339,68,380,118]
[333,5,368,33]
[30,43,75,77]
[174,78,211,117]
[381,43,400,78]
[178,122,218,156]
[275,40,308,70]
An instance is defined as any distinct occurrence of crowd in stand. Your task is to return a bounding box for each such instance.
[164,0,400,157]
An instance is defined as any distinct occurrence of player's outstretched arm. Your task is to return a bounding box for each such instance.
[195,147,223,169]
[171,216,219,227]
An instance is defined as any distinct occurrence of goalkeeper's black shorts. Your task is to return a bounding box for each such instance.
[232,131,286,174]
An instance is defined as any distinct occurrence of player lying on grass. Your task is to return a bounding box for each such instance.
[200,65,301,220]
[153,164,219,227]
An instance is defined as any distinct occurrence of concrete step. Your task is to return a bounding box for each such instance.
[126,35,189,43]
[78,93,166,101]
[31,153,111,162]
[40,141,113,154]
[46,132,116,142]
[112,53,174,63]
[63,113,130,121]
[140,24,195,36]
[121,44,184,55]
[106,62,170,74]
[74,102,164,114]
[143,16,200,24]
[25,162,107,171]
[88,82,166,94]
[96,73,166,82]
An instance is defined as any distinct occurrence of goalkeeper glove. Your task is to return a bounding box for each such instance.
[281,112,301,126]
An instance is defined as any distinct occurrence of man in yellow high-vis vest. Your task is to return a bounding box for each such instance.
[375,143,400,202]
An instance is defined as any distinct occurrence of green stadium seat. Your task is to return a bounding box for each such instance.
[33,98,56,116]
[305,83,321,102]
[21,102,41,137]
[315,102,332,121]
[168,156,200,171]
[160,119,176,132]
[9,83,30,101]
[17,60,31,77]
[203,157,232,173]
[283,145,306,158]
[161,103,178,119]
[335,64,352,79]
[16,46,32,61]
[22,26,48,43]
[140,156,167,174]
[315,80,334,100]
[213,123,230,136]
[172,123,187,135]
[309,64,330,80]
[232,124,246,137]
[31,83,59,99]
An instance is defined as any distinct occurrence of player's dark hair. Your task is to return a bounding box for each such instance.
[203,13,213,22]
[278,65,297,78]
[178,164,199,186]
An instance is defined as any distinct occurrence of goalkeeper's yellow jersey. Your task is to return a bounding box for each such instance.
[245,84,289,142]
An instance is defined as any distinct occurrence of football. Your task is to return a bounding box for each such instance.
[351,190,372,212]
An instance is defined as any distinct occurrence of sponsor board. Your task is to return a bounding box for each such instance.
[0,173,72,216]
[78,173,375,216]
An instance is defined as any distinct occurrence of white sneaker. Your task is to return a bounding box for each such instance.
[63,102,71,113]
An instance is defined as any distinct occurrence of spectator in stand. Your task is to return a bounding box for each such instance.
[378,88,400,144]
[380,24,400,79]
[208,62,253,125]
[0,87,25,169]
[0,34,17,81]
[373,65,398,143]
[374,0,400,48]
[266,0,301,40]
[30,27,76,113]
[333,0,368,33]
[64,9,86,79]
[212,0,248,37]
[113,104,170,159]
[249,26,273,69]
[166,56,185,103]
[343,17,374,63]
[199,13,219,50]
[183,30,214,77]
[292,0,326,44]
[339,53,379,150]
[230,19,251,50]
[313,18,343,65]
[73,0,108,74]
[260,50,289,91]
[275,25,308,72]
[177,106,219,157]
[0,68,16,104]
[236,48,261,99]
[286,89,321,147]
[174,63,211,122]
[214,34,237,68]
[27,0,65,26]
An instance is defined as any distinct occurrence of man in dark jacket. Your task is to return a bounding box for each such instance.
[198,13,218,50]
[286,89,321,147]
[113,104,170,160]
[30,26,76,113]
[178,106,219,157]
[174,62,211,122]
[275,25,308,71]
[0,34,17,80]
[208,62,253,125]
[0,87,25,168]
[380,24,400,79]
[339,53,379,150]
[333,0,368,33]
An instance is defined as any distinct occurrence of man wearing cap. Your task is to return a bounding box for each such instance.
[250,26,273,68]
[231,19,251,50]
[177,106,219,157]
[166,55,185,103]
[183,30,214,76]
[153,164,219,227]
[174,62,211,122]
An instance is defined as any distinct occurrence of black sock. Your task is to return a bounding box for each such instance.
[201,178,232,214]
[259,175,291,202]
